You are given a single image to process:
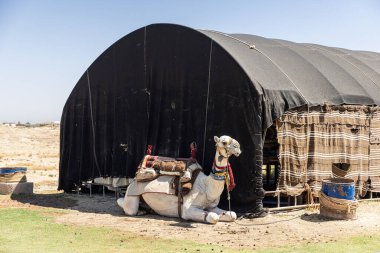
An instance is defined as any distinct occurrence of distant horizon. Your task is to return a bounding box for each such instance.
[1,120,60,125]
[1,0,380,123]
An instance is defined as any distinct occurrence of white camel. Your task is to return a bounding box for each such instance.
[117,135,241,224]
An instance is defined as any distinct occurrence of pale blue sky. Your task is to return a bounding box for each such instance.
[1,0,379,123]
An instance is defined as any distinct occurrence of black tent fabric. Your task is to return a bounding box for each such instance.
[59,23,380,212]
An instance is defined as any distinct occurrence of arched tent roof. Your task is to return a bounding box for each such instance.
[198,29,380,127]
[59,23,380,210]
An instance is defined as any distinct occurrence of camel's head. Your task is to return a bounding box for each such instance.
[214,135,241,158]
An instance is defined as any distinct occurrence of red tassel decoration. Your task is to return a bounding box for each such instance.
[227,162,236,191]
[190,142,197,160]
[146,145,153,155]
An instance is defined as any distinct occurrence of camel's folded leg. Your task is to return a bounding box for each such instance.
[117,195,140,216]
[182,207,220,224]
[208,206,237,222]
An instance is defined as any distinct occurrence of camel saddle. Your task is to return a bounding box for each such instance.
[136,155,193,181]
[135,155,201,196]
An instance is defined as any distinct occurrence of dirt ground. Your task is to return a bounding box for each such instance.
[1,124,380,249]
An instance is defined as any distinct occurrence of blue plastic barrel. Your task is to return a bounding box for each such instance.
[322,178,355,200]
[0,167,27,174]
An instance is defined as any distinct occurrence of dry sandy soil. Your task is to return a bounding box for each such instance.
[1,124,380,250]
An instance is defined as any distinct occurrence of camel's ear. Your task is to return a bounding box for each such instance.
[214,136,219,143]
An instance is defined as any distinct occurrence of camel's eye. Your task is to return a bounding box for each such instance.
[222,141,227,145]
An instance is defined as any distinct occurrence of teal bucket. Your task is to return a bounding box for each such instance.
[321,178,355,200]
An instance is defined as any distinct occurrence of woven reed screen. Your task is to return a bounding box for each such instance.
[276,105,380,196]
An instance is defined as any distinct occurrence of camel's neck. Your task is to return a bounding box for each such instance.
[204,150,229,201]
[205,172,226,201]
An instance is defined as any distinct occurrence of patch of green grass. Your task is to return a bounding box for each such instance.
[0,208,243,253]
[0,208,379,253]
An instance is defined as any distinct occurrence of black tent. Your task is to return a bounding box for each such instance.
[59,23,380,212]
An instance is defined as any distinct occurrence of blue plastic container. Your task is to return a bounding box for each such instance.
[0,167,27,174]
[322,178,355,200]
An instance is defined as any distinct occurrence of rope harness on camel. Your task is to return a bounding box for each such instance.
[211,161,235,192]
